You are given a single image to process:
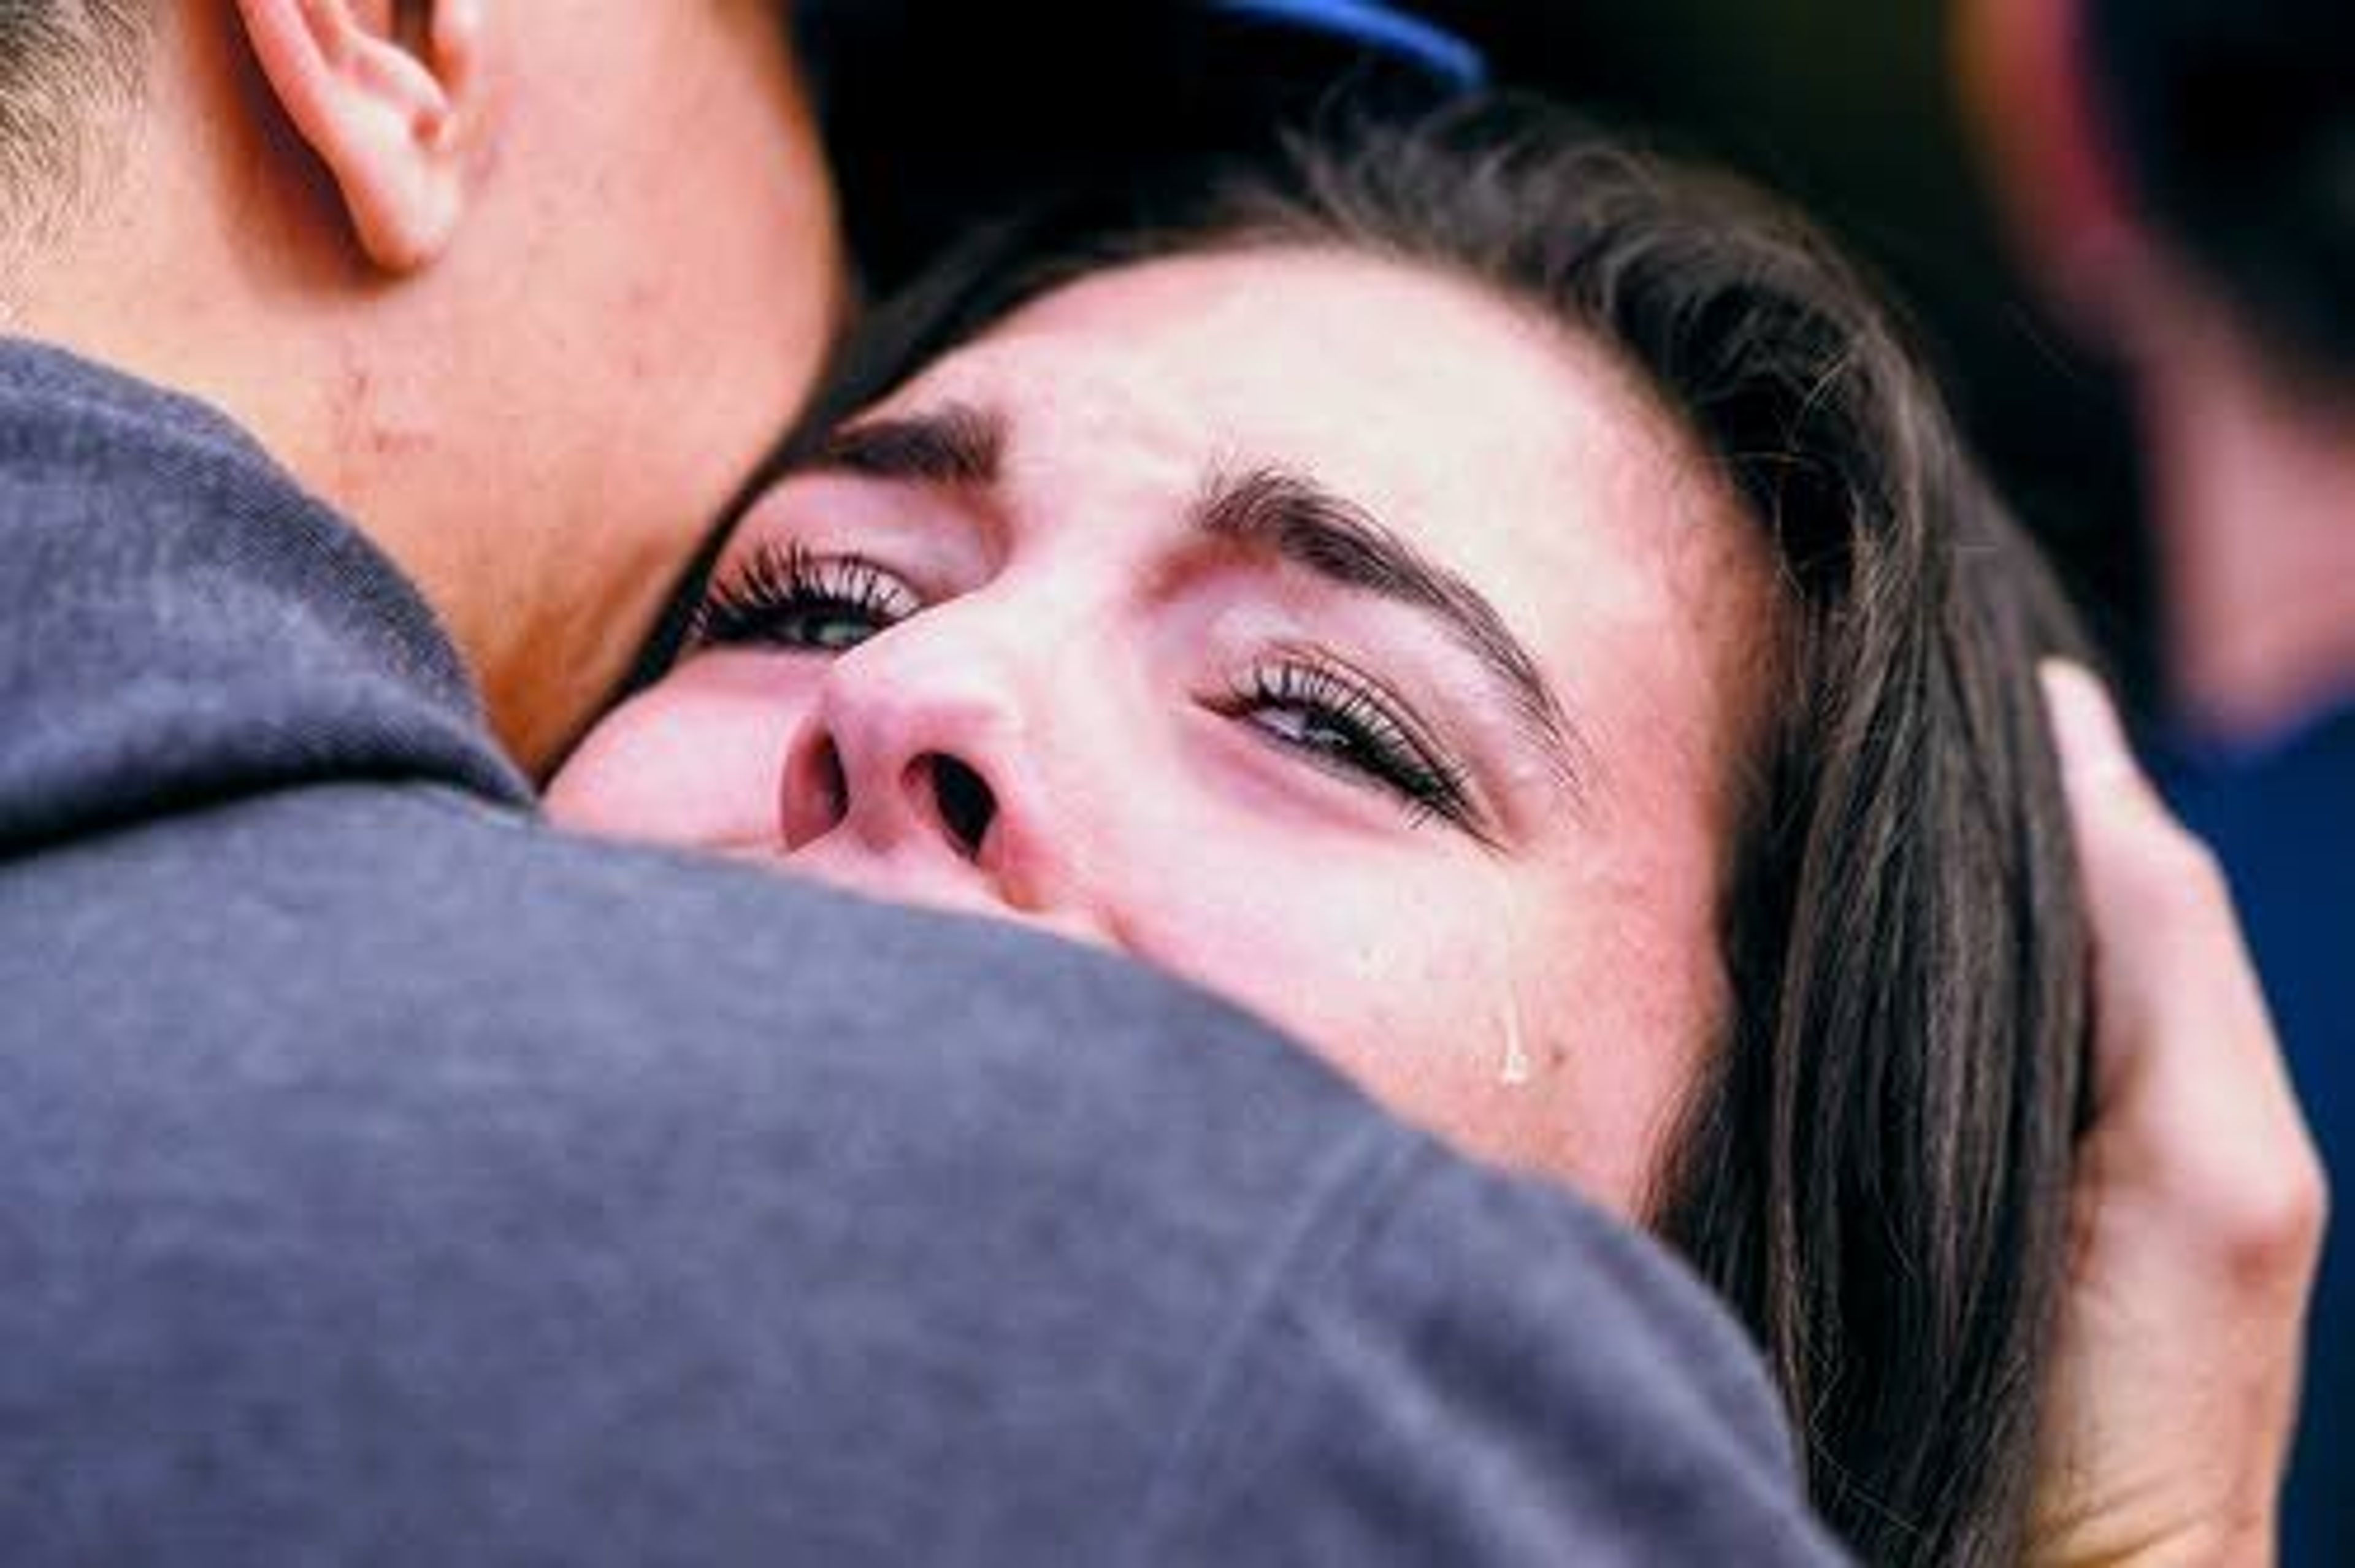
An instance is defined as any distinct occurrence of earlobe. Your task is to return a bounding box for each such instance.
[236,0,486,273]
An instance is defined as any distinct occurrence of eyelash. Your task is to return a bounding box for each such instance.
[691,541,919,653]
[1211,654,1478,832]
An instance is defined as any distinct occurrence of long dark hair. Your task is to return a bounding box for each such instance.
[717,96,2091,1568]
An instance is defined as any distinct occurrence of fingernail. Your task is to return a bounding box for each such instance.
[2040,659,2137,791]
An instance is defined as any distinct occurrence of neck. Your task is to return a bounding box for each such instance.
[2135,310,2355,744]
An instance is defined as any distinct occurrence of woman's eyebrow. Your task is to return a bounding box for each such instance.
[1198,465,1591,798]
[808,404,1005,487]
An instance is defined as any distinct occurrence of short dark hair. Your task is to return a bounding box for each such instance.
[0,0,151,237]
[2085,0,2355,378]
[729,96,2091,1568]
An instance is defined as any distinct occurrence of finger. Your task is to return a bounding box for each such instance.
[2041,659,2326,1273]
[2042,660,2264,1047]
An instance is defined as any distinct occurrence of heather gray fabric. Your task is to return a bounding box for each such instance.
[0,338,1845,1565]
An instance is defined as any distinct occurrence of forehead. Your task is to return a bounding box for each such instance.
[919,249,1668,483]
[879,248,1736,577]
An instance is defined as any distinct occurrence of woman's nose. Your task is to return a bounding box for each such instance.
[781,733,1000,863]
[775,632,1028,878]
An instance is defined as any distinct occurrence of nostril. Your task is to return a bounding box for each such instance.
[922,754,997,860]
[782,733,849,851]
[815,740,848,827]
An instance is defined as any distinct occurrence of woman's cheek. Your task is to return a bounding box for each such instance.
[548,667,810,849]
[1108,831,1468,1076]
[1132,817,1564,1179]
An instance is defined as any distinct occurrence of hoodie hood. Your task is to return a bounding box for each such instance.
[0,339,529,855]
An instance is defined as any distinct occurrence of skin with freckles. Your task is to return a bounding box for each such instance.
[548,246,1779,1214]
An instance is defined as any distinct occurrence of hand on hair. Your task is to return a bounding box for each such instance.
[2028,663,2327,1568]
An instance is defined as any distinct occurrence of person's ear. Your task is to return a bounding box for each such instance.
[235,0,485,273]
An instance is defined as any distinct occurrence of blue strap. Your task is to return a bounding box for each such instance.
[1212,0,1489,90]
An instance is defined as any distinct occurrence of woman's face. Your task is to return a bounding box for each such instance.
[548,247,1776,1212]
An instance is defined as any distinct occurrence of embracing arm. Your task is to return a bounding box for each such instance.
[1,792,1843,1565]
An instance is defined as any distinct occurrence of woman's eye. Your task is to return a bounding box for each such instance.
[692,541,920,655]
[1251,703,1370,759]
[1213,657,1479,832]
